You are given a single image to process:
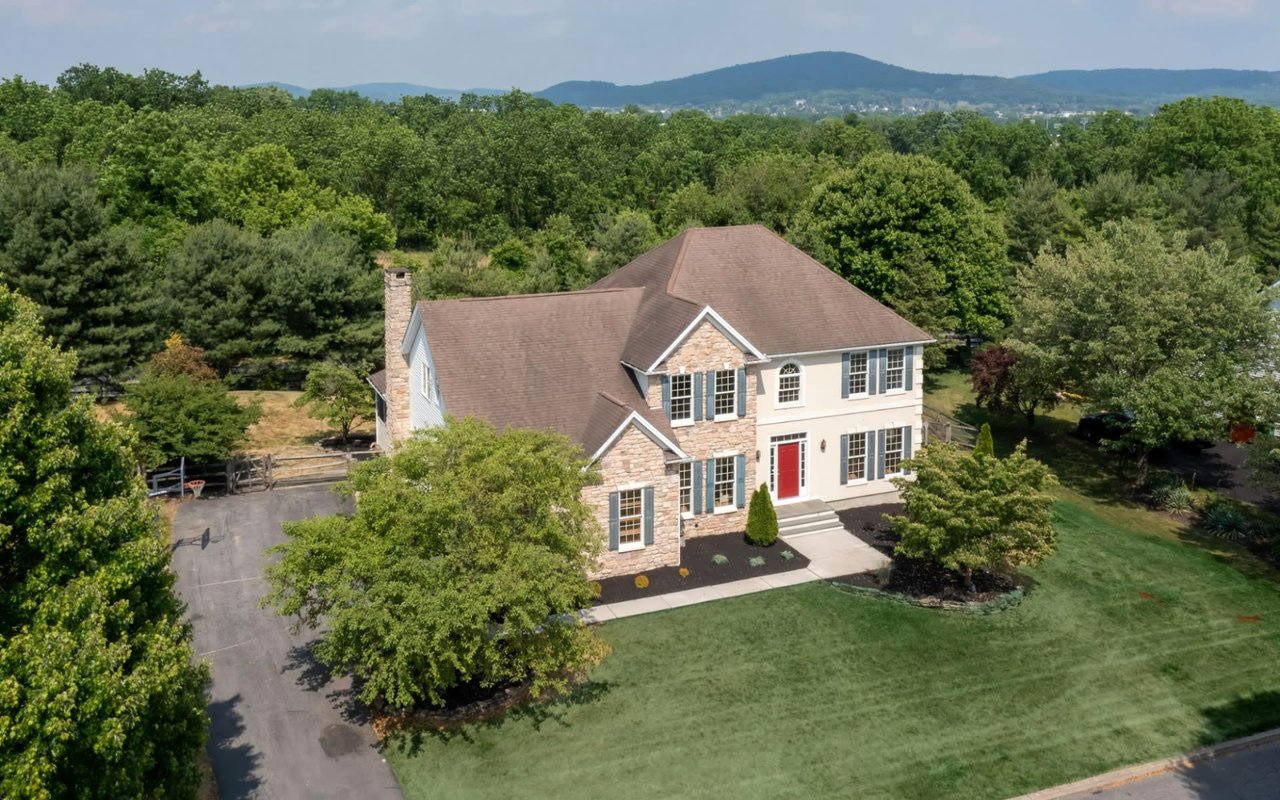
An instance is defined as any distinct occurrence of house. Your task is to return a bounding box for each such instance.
[370,225,931,578]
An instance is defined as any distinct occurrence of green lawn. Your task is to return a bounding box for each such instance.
[385,370,1280,799]
[386,498,1280,799]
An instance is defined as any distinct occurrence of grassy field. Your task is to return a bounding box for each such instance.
[384,368,1280,800]
[94,390,374,456]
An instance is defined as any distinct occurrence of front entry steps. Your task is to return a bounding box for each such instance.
[776,498,845,538]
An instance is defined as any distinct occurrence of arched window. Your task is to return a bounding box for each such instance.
[777,362,802,405]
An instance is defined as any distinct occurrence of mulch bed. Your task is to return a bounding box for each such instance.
[593,530,810,605]
[834,503,1029,604]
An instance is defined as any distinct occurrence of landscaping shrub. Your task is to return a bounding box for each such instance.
[678,567,690,578]
[1147,473,1195,515]
[780,550,795,561]
[712,554,728,565]
[746,483,779,546]
[749,556,766,567]
[1202,502,1252,542]
[634,574,650,589]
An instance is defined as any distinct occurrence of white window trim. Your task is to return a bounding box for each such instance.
[712,454,738,514]
[712,368,738,421]
[617,486,646,553]
[677,463,694,520]
[845,430,872,485]
[775,361,804,408]
[884,347,907,395]
[421,361,435,401]
[846,350,870,399]
[884,428,906,477]
[668,372,694,426]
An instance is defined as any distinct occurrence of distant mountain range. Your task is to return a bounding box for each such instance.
[248,51,1280,113]
[242,81,504,103]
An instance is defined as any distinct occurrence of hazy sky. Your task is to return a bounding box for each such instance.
[0,0,1276,90]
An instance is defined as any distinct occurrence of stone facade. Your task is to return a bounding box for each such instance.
[582,425,682,579]
[648,320,757,538]
[383,269,413,447]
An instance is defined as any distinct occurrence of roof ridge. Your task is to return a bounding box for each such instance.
[596,391,629,410]
[665,228,694,296]
[420,286,642,306]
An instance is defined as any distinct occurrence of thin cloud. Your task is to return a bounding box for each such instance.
[1144,0,1255,17]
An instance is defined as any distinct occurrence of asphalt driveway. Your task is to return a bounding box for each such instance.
[172,487,403,800]
[1061,739,1280,800]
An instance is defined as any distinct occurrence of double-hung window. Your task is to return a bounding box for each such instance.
[618,488,644,548]
[422,362,435,401]
[884,428,905,475]
[713,369,737,417]
[848,351,868,396]
[777,363,801,405]
[678,462,693,515]
[713,456,736,509]
[669,373,693,423]
[846,432,870,482]
[885,348,906,392]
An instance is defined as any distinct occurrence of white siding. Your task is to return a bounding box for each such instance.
[755,346,924,506]
[407,327,445,432]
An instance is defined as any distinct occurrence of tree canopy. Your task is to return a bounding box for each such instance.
[1012,219,1280,468]
[0,286,207,798]
[263,418,609,709]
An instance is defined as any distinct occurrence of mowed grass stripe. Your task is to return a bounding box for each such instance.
[386,498,1280,800]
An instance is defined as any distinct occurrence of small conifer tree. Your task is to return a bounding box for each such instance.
[746,483,779,546]
[975,422,995,457]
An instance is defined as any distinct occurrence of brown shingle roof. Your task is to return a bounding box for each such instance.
[416,287,682,456]
[412,225,928,457]
[592,224,930,359]
[367,369,387,397]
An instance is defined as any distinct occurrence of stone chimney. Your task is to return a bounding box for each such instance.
[383,268,413,447]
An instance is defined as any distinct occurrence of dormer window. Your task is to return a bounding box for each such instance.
[777,362,802,405]
[713,369,737,417]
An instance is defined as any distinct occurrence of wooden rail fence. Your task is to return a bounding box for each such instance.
[923,404,979,450]
[146,450,379,497]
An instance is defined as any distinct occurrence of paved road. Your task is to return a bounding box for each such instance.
[1061,741,1280,800]
[173,487,403,800]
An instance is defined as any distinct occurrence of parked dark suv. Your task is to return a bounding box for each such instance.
[1077,411,1135,444]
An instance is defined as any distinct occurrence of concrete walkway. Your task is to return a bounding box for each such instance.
[585,527,889,622]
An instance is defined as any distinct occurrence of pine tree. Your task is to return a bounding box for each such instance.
[975,423,995,457]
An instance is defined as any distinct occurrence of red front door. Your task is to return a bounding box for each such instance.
[777,442,801,499]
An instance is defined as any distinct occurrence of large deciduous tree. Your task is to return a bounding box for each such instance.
[1013,219,1280,475]
[263,418,609,709]
[888,441,1057,586]
[970,343,1063,426]
[792,152,1011,340]
[295,362,371,444]
[0,287,207,799]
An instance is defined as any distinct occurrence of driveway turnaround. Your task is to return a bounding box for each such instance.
[172,487,403,800]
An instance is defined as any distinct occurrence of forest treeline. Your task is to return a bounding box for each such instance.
[2,64,1279,381]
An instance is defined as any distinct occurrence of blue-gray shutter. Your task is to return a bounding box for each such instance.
[867,349,879,395]
[643,486,655,545]
[875,429,887,480]
[608,491,620,551]
[841,352,851,399]
[704,458,715,512]
[693,371,704,421]
[704,372,716,419]
[878,349,889,394]
[902,426,914,475]
[692,460,702,515]
[736,368,747,417]
[661,375,672,420]
[904,347,914,391]
[735,454,746,508]
[839,433,849,485]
